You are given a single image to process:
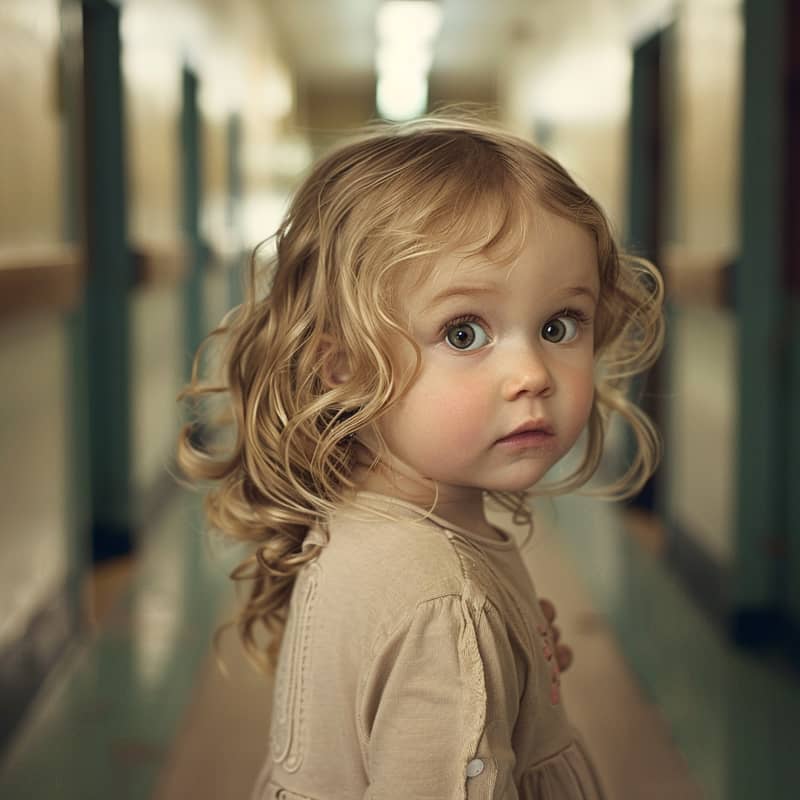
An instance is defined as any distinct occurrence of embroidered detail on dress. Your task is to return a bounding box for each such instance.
[442,527,536,706]
[262,781,320,800]
[536,623,561,705]
[269,562,320,772]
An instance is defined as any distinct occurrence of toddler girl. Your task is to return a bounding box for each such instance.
[178,117,664,799]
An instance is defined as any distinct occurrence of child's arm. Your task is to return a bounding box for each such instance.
[357,593,521,799]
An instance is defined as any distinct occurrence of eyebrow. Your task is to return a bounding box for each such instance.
[425,284,502,308]
[426,283,599,308]
[559,285,599,304]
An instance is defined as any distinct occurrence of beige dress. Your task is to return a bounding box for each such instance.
[250,492,606,799]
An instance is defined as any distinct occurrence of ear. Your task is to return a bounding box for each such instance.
[317,334,353,388]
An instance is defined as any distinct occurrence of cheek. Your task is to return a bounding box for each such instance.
[417,380,490,444]
[567,365,596,427]
[399,373,493,446]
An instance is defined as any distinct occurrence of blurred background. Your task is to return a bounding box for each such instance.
[1,0,798,798]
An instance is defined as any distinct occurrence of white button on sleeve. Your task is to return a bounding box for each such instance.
[466,758,485,778]
[359,595,519,797]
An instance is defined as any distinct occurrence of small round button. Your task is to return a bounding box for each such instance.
[466,758,485,778]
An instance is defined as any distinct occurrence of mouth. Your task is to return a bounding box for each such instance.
[496,420,556,447]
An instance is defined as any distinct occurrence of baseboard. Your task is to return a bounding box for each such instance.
[0,580,80,759]
[135,459,185,532]
[92,450,194,564]
[664,517,731,627]
[91,519,135,561]
[665,517,799,670]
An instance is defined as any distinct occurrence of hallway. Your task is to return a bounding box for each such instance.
[2,0,799,797]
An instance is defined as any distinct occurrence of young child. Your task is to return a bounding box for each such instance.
[177,117,664,799]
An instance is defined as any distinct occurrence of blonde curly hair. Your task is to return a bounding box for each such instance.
[176,116,664,673]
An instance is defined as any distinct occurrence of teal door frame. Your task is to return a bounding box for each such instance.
[181,66,206,382]
[625,4,799,657]
[0,0,93,755]
[61,0,90,626]
[226,111,245,309]
[734,0,789,645]
[625,28,666,513]
[781,0,800,655]
[82,0,134,560]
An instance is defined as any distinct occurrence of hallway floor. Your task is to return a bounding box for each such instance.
[1,489,798,799]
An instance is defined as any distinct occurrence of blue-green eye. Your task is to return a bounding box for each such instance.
[542,317,578,343]
[444,319,490,351]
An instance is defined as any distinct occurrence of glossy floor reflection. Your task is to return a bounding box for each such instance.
[546,494,800,800]
[0,491,239,798]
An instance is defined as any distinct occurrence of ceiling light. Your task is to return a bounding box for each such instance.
[529,45,632,123]
[376,73,429,121]
[375,41,434,75]
[374,1,442,121]
[376,1,442,45]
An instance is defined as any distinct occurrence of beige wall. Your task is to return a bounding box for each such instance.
[428,77,497,118]
[122,0,189,500]
[664,1,742,257]
[665,0,742,563]
[202,115,229,253]
[538,119,629,237]
[0,1,70,646]
[130,286,185,495]
[122,8,182,246]
[121,0,293,498]
[498,36,631,233]
[0,0,62,247]
[294,75,498,159]
[0,0,294,644]
[669,308,738,563]
[295,80,376,156]
[0,314,68,649]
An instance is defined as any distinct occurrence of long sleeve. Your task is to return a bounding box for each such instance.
[357,593,523,800]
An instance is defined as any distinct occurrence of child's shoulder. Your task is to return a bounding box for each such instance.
[319,500,468,597]
[295,498,518,666]
[328,500,461,583]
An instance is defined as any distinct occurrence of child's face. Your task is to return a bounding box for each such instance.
[365,205,599,504]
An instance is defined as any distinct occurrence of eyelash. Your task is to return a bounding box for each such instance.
[438,307,594,339]
[554,306,593,327]
[438,313,484,338]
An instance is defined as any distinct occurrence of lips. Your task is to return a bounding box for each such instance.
[497,420,556,452]
[499,420,555,442]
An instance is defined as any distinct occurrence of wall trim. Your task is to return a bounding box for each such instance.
[0,580,80,759]
[666,516,797,669]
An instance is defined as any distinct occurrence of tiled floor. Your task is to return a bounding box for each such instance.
[0,493,234,799]
[516,502,704,799]
[1,489,799,799]
[547,494,800,800]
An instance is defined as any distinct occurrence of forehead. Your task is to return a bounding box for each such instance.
[404,205,599,300]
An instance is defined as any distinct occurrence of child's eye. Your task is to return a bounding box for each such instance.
[443,317,490,351]
[542,309,592,344]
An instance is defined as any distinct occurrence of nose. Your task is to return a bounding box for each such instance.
[501,342,553,400]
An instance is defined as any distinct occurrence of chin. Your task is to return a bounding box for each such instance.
[487,470,549,494]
